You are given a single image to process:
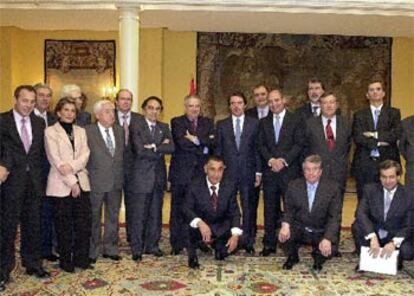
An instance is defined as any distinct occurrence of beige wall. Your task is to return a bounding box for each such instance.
[0,26,413,122]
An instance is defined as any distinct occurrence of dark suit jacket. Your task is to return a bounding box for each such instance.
[216,116,261,184]
[245,107,259,119]
[130,117,175,193]
[169,115,215,185]
[258,110,304,186]
[115,111,143,176]
[36,111,57,185]
[283,177,342,243]
[76,111,92,127]
[182,177,241,237]
[352,106,401,172]
[400,115,414,163]
[85,124,124,193]
[355,183,412,239]
[0,110,46,196]
[304,115,352,189]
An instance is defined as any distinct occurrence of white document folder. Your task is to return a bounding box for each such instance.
[359,246,399,275]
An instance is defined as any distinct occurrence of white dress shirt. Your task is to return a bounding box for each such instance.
[311,103,321,116]
[118,110,131,126]
[257,106,269,119]
[322,115,337,139]
[190,177,243,236]
[232,114,245,135]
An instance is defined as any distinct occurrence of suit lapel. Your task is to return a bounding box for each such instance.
[225,118,238,150]
[114,127,123,157]
[202,180,216,213]
[385,186,402,221]
[240,117,250,149]
[365,108,375,131]
[29,114,40,154]
[8,111,26,152]
[315,118,328,153]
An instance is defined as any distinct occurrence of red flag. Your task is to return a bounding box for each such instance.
[189,76,196,95]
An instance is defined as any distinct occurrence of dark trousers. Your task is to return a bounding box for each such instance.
[187,227,231,258]
[262,185,284,248]
[352,223,414,261]
[1,173,42,275]
[169,183,189,250]
[53,192,91,267]
[129,188,164,255]
[354,158,380,201]
[250,186,261,244]
[281,226,329,263]
[123,171,133,241]
[234,180,256,248]
[41,196,57,257]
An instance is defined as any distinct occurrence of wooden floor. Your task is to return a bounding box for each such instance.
[119,191,358,228]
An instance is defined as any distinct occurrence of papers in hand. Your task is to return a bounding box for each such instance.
[359,246,399,275]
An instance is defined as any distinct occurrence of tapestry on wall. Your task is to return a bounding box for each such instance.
[44,39,116,112]
[197,33,392,120]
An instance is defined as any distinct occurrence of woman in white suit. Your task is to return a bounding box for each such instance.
[44,97,92,272]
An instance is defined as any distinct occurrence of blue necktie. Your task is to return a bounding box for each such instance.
[307,183,316,212]
[370,109,380,157]
[235,118,241,150]
[274,115,281,144]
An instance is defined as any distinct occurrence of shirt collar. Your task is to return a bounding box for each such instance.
[34,108,47,118]
[306,181,319,190]
[13,109,29,122]
[118,110,131,119]
[370,104,383,114]
[273,108,286,119]
[145,118,156,128]
[206,176,220,192]
[232,114,245,122]
[97,122,112,132]
[311,102,320,108]
[322,115,336,124]
[383,185,398,198]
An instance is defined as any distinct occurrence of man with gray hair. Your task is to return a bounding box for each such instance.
[85,100,124,263]
[278,155,342,272]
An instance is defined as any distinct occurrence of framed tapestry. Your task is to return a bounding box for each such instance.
[197,33,392,121]
[44,39,116,113]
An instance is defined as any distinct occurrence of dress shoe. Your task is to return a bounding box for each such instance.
[282,256,299,270]
[398,260,404,271]
[188,256,200,269]
[198,243,212,253]
[171,248,182,255]
[89,257,97,264]
[75,263,94,270]
[0,282,5,292]
[312,261,324,272]
[214,250,226,261]
[103,254,122,261]
[332,251,342,258]
[150,249,164,257]
[245,246,255,254]
[132,254,142,262]
[59,262,75,273]
[26,267,51,278]
[260,248,276,257]
[43,254,59,262]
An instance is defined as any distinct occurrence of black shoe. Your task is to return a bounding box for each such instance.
[43,254,59,262]
[398,260,404,271]
[103,254,122,261]
[132,254,142,262]
[89,257,97,264]
[26,267,51,278]
[198,243,212,253]
[75,263,94,270]
[282,256,299,270]
[0,282,5,292]
[312,261,324,272]
[171,248,182,255]
[188,256,200,269]
[214,250,226,261]
[260,248,276,257]
[151,249,164,257]
[245,246,255,254]
[354,264,360,272]
[332,251,342,258]
[59,262,75,273]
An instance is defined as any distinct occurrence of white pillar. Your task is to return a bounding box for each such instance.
[118,7,140,112]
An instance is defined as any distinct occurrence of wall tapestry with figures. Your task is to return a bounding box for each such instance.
[197,33,392,121]
[44,39,116,113]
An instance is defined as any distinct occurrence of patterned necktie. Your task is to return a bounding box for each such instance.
[326,119,335,152]
[150,124,156,140]
[122,114,129,146]
[312,106,319,117]
[274,114,281,144]
[211,185,218,211]
[370,109,381,157]
[20,118,31,153]
[105,128,115,157]
[384,190,392,221]
[235,117,241,150]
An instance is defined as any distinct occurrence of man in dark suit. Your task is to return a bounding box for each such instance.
[258,89,304,256]
[114,89,143,242]
[400,115,414,191]
[33,83,59,262]
[129,96,174,261]
[86,100,124,263]
[0,85,50,290]
[352,160,414,271]
[279,155,342,271]
[352,79,401,201]
[0,116,10,291]
[216,91,261,254]
[245,84,269,246]
[295,78,325,121]
[169,94,215,255]
[183,156,242,269]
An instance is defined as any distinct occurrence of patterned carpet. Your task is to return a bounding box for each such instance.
[4,229,414,296]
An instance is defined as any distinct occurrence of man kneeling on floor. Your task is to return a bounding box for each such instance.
[352,160,414,271]
[183,155,242,269]
[278,154,342,271]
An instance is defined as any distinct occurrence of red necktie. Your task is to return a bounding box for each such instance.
[211,185,218,211]
[326,119,335,152]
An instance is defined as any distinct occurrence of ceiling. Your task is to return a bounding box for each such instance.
[0,0,413,37]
